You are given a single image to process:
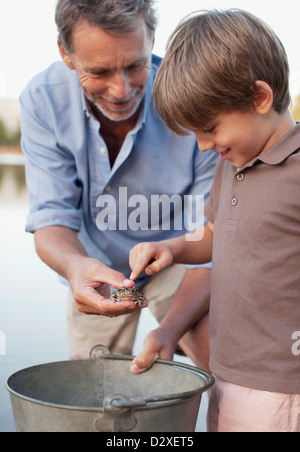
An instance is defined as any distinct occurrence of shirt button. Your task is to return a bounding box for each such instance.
[100,147,106,154]
[237,173,245,181]
[106,186,112,192]
[231,197,238,206]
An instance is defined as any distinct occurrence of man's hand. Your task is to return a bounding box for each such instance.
[34,226,148,318]
[130,327,177,374]
[68,257,148,317]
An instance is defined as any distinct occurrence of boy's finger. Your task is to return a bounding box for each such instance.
[130,347,159,374]
[130,255,153,280]
[145,253,172,276]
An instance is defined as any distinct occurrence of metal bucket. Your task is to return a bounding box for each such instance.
[6,345,214,432]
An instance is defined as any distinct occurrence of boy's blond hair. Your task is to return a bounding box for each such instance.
[153,9,291,135]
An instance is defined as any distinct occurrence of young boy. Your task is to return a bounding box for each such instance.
[129,9,300,432]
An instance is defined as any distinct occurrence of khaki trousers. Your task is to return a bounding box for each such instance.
[67,264,186,359]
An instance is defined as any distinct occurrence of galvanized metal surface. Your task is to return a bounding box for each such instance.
[6,346,214,432]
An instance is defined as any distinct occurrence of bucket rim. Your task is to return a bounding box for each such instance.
[5,354,215,412]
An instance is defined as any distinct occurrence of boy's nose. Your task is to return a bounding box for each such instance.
[196,139,215,152]
[194,131,215,152]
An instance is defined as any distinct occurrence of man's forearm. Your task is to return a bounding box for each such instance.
[34,225,89,280]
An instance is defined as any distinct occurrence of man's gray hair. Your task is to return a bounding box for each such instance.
[55,0,158,53]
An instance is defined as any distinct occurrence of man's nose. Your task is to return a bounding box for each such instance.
[108,71,131,99]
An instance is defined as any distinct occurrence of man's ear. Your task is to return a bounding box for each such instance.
[253,80,274,115]
[58,41,75,70]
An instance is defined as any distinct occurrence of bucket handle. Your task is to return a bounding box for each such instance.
[90,345,215,410]
[104,394,147,410]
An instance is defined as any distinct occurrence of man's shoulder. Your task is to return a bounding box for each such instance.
[151,54,163,72]
[20,61,78,99]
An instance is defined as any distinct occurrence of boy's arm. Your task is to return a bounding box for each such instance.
[129,224,213,374]
[130,223,214,280]
[130,267,210,374]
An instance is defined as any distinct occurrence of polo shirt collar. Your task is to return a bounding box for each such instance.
[239,122,300,172]
[258,122,300,165]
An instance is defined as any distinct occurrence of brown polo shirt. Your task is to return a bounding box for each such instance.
[205,124,300,394]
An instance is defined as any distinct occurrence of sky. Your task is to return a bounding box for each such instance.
[1,0,300,100]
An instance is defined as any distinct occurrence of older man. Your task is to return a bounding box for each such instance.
[20,0,216,366]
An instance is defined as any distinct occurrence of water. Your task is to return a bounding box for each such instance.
[0,160,207,432]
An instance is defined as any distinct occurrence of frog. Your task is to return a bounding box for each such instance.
[110,287,145,306]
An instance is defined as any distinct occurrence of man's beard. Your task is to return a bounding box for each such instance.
[85,88,145,122]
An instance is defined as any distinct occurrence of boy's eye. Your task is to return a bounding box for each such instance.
[204,126,216,134]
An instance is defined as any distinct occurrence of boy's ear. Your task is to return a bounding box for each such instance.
[58,41,75,70]
[253,81,274,115]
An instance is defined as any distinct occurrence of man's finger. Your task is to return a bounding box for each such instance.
[77,291,148,316]
[97,266,134,290]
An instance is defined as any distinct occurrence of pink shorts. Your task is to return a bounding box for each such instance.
[207,375,300,432]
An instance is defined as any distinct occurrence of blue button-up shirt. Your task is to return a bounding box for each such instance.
[20,55,217,286]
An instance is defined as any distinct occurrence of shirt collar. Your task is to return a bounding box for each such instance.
[82,91,92,118]
[239,122,300,172]
[258,122,300,165]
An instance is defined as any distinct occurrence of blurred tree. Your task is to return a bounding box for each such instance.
[8,127,21,146]
[0,118,8,142]
[0,117,21,147]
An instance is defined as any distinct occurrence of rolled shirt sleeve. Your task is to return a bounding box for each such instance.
[20,71,83,233]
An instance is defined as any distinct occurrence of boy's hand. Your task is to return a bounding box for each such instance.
[130,327,176,374]
[129,242,174,281]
